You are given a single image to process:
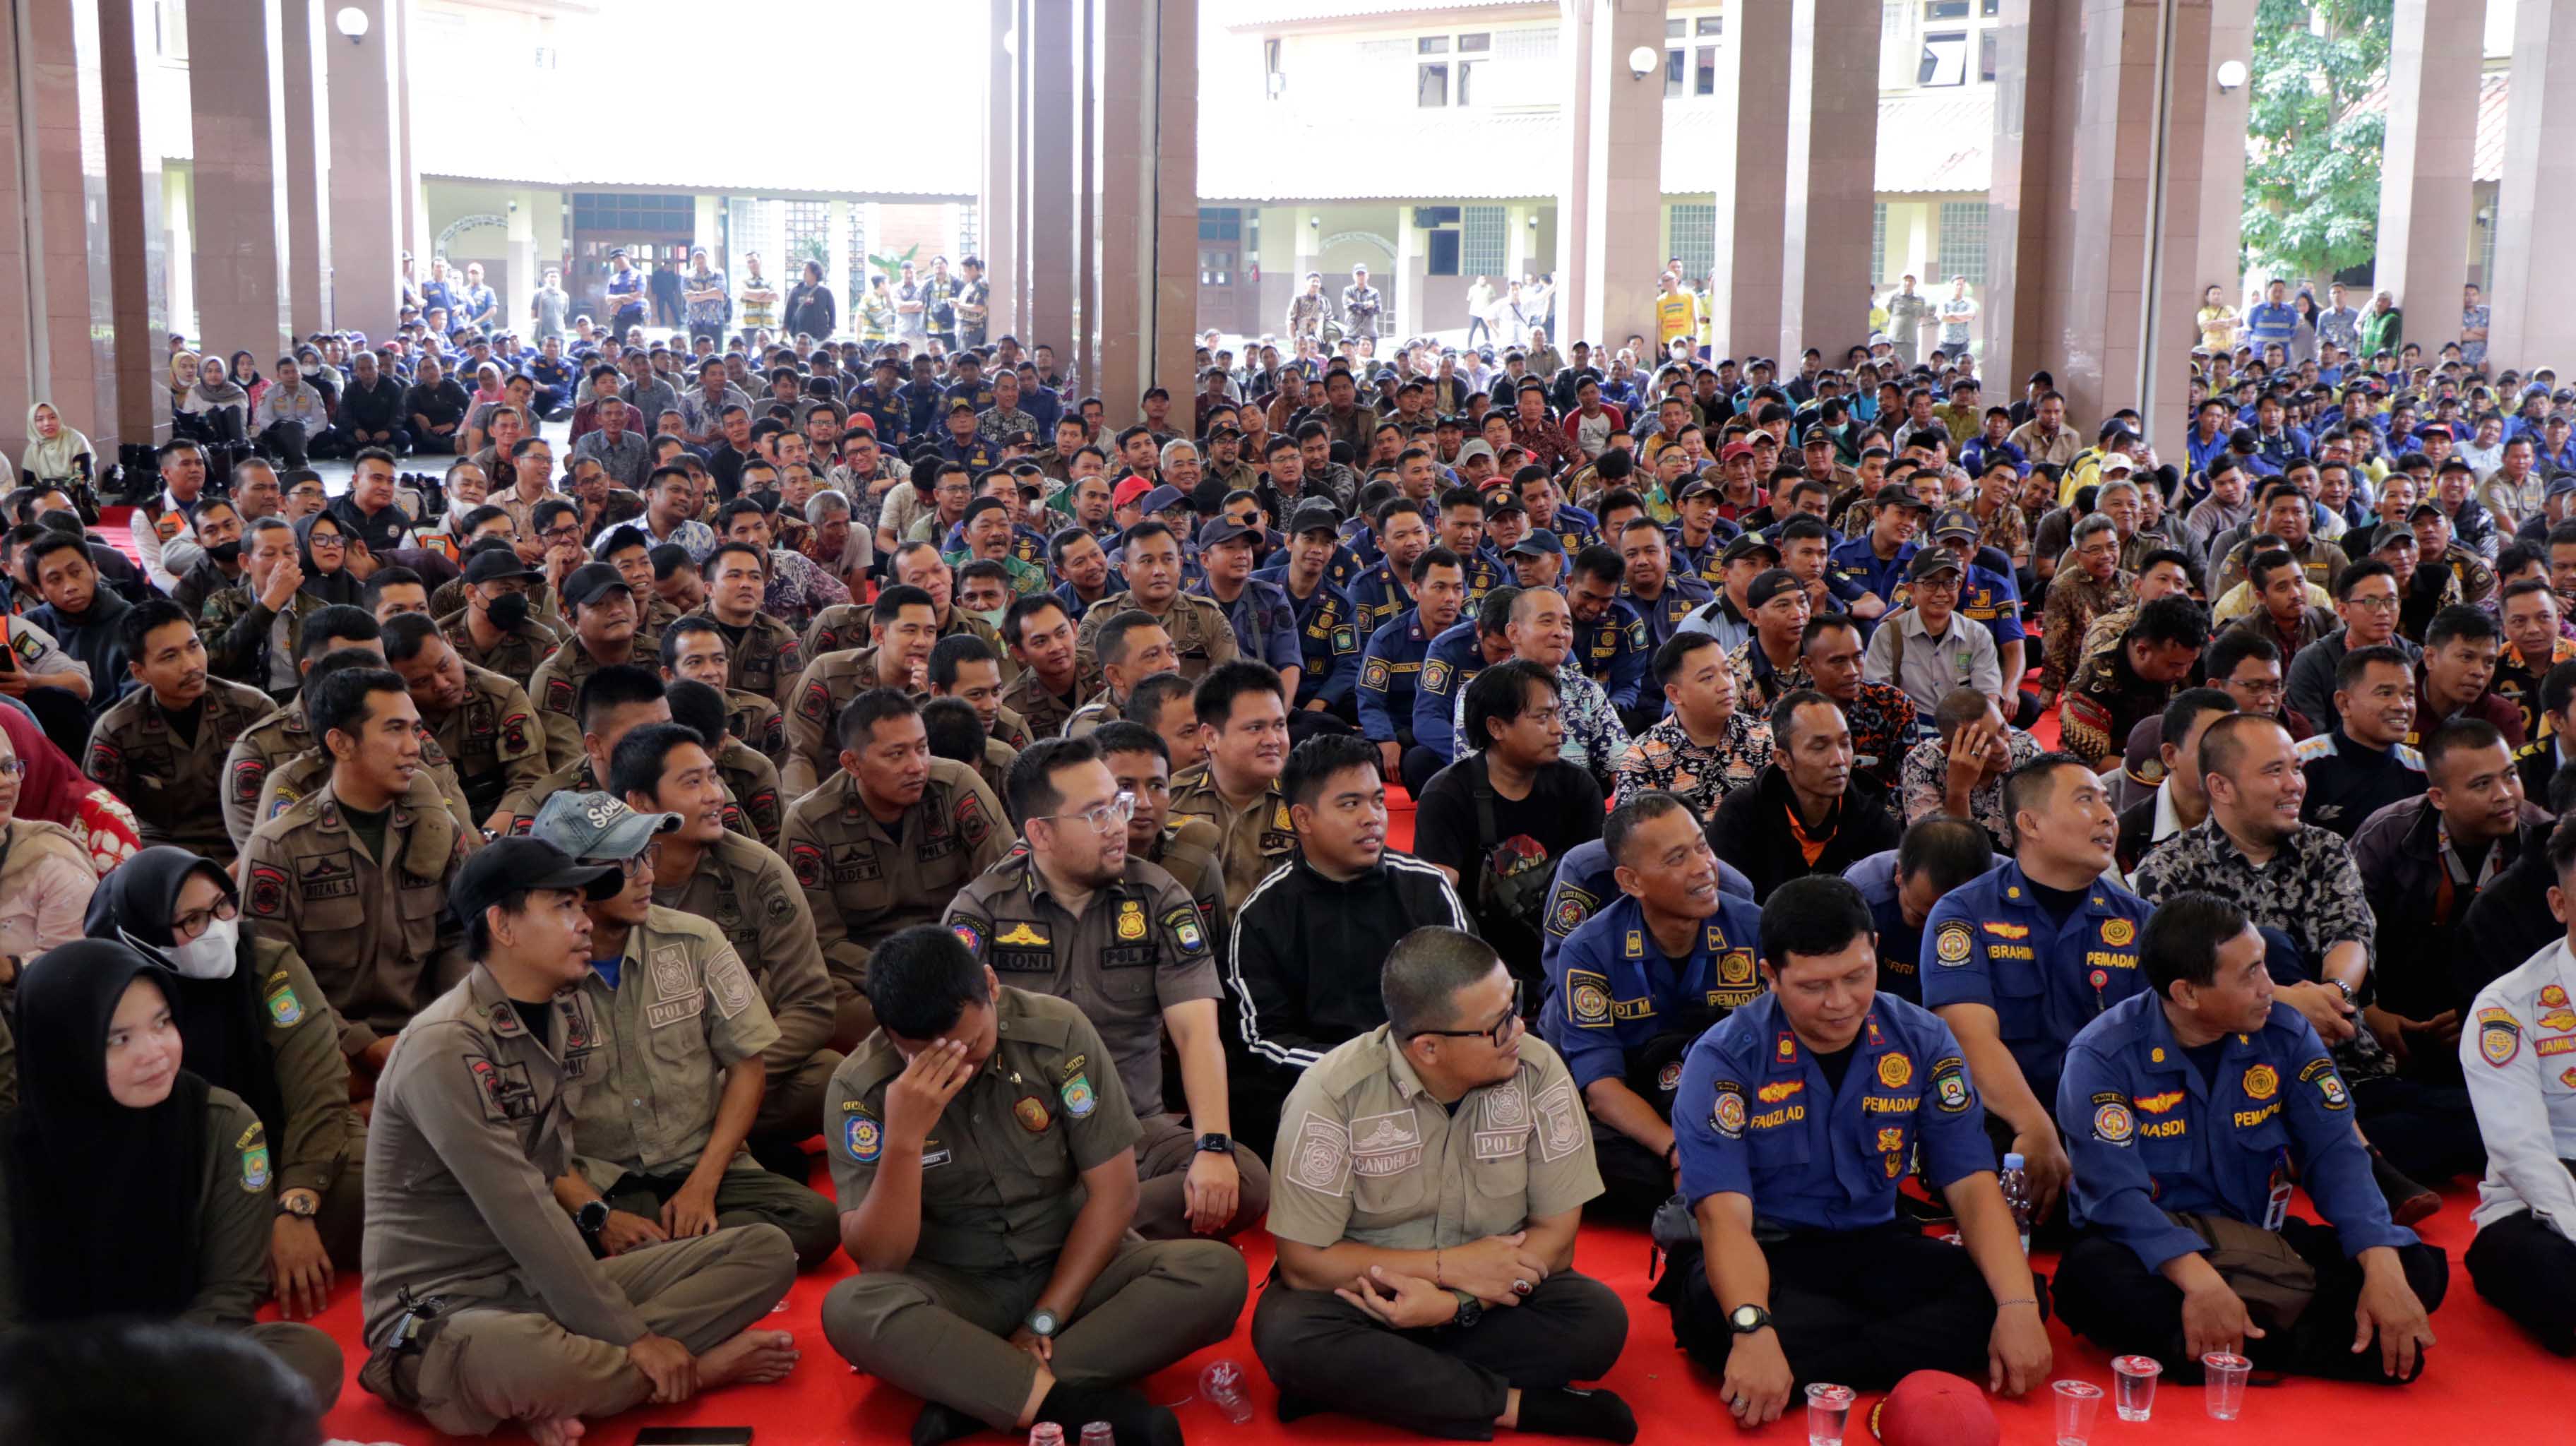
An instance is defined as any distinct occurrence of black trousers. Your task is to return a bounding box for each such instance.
[2466,1207,2576,1356]
[2055,1219,2449,1384]
[258,419,311,469]
[1252,1269,1627,1440]
[411,430,458,455]
[1664,1223,2010,1391]
[2353,1074,2486,1187]
[1401,744,1448,799]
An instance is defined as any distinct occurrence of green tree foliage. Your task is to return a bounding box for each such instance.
[2241,0,2394,280]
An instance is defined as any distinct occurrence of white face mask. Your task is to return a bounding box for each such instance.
[159,916,240,981]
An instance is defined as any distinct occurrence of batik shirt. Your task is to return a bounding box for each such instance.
[1611,710,1775,815]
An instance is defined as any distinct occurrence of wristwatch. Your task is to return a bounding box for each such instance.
[1728,1303,1774,1337]
[1194,1133,1234,1156]
[575,1200,609,1238]
[1450,1289,1484,1329]
[1025,1307,1061,1339]
[276,1189,319,1219]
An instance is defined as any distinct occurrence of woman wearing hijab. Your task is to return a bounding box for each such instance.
[186,356,251,447]
[0,703,138,874]
[86,847,363,1315]
[290,513,364,609]
[227,349,270,416]
[0,720,96,1001]
[0,940,343,1409]
[18,403,93,490]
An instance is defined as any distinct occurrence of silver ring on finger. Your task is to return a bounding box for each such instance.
[1511,1278,1534,1296]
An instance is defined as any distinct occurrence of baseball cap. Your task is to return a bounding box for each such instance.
[1140,484,1188,515]
[2408,500,2447,522]
[449,837,623,928]
[1504,530,1563,559]
[1289,501,1342,537]
[2546,472,2576,501]
[1746,568,1803,609]
[1676,477,1722,503]
[1872,483,1931,513]
[530,791,681,864]
[1197,516,1256,550]
[1455,439,1499,467]
[1928,506,1981,541]
[1719,440,1757,462]
[463,549,542,585]
[2229,426,2261,450]
[1111,476,1156,509]
[1482,491,1528,519]
[1722,534,1781,568]
[946,397,976,414]
[1867,1370,1997,1446]
[559,562,633,609]
[1907,548,1963,582]
[2099,453,2137,477]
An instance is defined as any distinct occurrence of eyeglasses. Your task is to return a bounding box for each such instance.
[304,532,347,551]
[2347,594,2401,612]
[1411,979,1525,1048]
[1048,791,1135,835]
[0,759,24,778]
[174,897,239,939]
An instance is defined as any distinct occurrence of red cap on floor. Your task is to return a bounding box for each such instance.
[1867,1370,1996,1446]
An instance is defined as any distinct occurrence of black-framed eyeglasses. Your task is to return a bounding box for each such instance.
[1411,979,1524,1047]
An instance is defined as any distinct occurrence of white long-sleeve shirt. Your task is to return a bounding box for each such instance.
[2463,938,2576,1236]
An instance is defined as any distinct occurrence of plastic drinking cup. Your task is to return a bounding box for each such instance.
[2052,1380,2105,1445]
[2110,1355,2161,1421]
[2202,1352,2252,1421]
[1804,1382,1855,1446]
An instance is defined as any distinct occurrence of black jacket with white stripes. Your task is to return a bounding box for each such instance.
[1225,848,1472,1084]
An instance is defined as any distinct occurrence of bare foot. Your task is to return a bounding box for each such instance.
[699,1328,800,1388]
[525,1415,585,1446]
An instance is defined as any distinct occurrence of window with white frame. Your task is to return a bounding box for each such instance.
[1665,14,1723,98]
[1669,205,1716,281]
[1417,31,1493,107]
[1936,201,1987,285]
[1462,206,1508,279]
[1916,0,1998,87]
[1872,203,1888,285]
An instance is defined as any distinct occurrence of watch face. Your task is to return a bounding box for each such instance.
[1730,1305,1764,1331]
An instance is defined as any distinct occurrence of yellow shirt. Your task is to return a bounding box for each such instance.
[1657,292,1695,347]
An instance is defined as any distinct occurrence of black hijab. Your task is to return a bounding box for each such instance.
[291,513,362,608]
[6,939,210,1320]
[84,847,278,1133]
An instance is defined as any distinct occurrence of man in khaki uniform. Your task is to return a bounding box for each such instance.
[532,792,840,1269]
[1253,927,1634,1440]
[85,597,276,868]
[383,613,552,830]
[221,604,389,848]
[784,583,938,797]
[527,562,653,763]
[666,679,787,848]
[245,648,483,847]
[660,615,787,767]
[1096,719,1230,936]
[493,664,749,846]
[1001,594,1085,739]
[945,736,1271,1241]
[1073,521,1238,693]
[358,838,799,1440]
[818,926,1247,1445]
[1169,660,1296,913]
[439,546,564,679]
[781,688,1009,1033]
[239,667,480,1097]
[691,541,806,715]
[811,542,1008,663]
[1062,608,1181,739]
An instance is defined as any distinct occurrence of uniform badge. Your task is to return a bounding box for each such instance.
[2135,1089,2184,1115]
[2099,918,2136,948]
[950,921,984,954]
[264,984,303,1027]
[2543,984,2570,1009]
[1933,921,1972,966]
[2241,1064,2278,1101]
[1115,900,1147,942]
[2481,1007,2524,1067]
[1712,1084,1747,1138]
[1288,1115,1351,1196]
[845,1112,882,1163]
[1876,1052,1912,1089]
[1756,1079,1802,1104]
[1547,884,1598,938]
[1876,1126,1906,1153]
[996,921,1051,948]
[1060,1073,1097,1118]
[248,864,287,919]
[238,1126,270,1193]
[2092,1100,2135,1145]
[501,712,532,755]
[1361,657,1392,691]
[230,757,264,806]
[2543,1009,2576,1033]
[789,843,824,890]
[955,791,994,848]
[1657,1060,1683,1093]
[1777,1031,1797,1063]
[1566,969,1613,1027]
[1163,904,1207,954]
[1014,1096,1051,1132]
[1422,659,1451,693]
[1719,950,1755,986]
[1935,1072,1970,1113]
[1981,921,2029,940]
[544,677,575,713]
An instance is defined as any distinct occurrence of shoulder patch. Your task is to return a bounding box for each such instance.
[1564,968,1614,1028]
[1161,903,1207,955]
[1422,659,1452,693]
[237,1120,271,1193]
[1547,883,1600,938]
[2392,744,2426,771]
[1285,1113,1350,1197]
[1933,920,1973,965]
[2294,732,2338,762]
[844,1109,883,1163]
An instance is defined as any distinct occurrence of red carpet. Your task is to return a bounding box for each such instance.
[304,1185,2543,1445]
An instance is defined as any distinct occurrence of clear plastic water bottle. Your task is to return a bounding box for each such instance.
[1199,1358,1256,1425]
[2000,1152,2032,1254]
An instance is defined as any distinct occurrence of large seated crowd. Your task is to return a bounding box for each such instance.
[8,254,2576,1445]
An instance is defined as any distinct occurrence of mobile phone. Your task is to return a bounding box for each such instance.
[633,1430,753,1445]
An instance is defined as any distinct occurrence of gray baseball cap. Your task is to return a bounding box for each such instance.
[530,791,681,863]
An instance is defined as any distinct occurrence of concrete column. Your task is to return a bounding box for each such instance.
[1704,0,1789,362]
[1088,0,1195,428]
[1025,0,1077,358]
[326,0,404,341]
[981,0,1020,342]
[1561,0,1665,349]
[1778,0,1880,366]
[280,0,330,337]
[2192,0,2255,324]
[1552,0,1594,339]
[2483,0,2576,368]
[1073,0,1102,396]
[2140,1,2230,431]
[2373,0,2483,355]
[190,0,293,359]
[1984,0,2056,389]
[394,0,424,258]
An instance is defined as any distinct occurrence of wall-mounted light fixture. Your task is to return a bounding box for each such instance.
[1627,45,1657,81]
[2215,59,2248,92]
[334,6,369,44]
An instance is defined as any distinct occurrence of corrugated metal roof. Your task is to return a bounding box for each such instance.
[1222,0,1546,30]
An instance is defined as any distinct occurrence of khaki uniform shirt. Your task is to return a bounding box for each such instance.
[564,906,780,1192]
[225,700,475,849]
[85,678,275,863]
[1268,1029,1602,1251]
[424,663,553,820]
[434,606,562,679]
[1001,667,1081,740]
[652,831,839,1087]
[826,988,1140,1272]
[244,935,365,1200]
[805,604,1008,677]
[782,646,919,798]
[427,580,565,633]
[943,853,1219,1117]
[362,967,648,1349]
[687,604,804,716]
[1147,818,1231,941]
[715,734,785,847]
[527,637,653,763]
[782,758,1010,996]
[727,688,787,767]
[1073,592,1240,694]
[494,753,763,845]
[252,748,479,848]
[242,777,478,1058]
[1168,763,1294,914]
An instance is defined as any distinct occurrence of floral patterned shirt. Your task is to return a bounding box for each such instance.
[1900,725,2046,849]
[1612,710,1775,815]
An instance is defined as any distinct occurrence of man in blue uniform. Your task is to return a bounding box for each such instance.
[1544,794,1765,1211]
[2053,891,2445,1383]
[1921,753,2154,1227]
[1263,505,1364,727]
[1666,875,2053,1426]
[1191,517,1323,739]
[1409,586,1521,787]
[1565,544,1654,729]
[1826,484,1928,620]
[1615,518,1715,652]
[1359,546,1469,789]
[1841,816,1995,1005]
[1347,498,1433,631]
